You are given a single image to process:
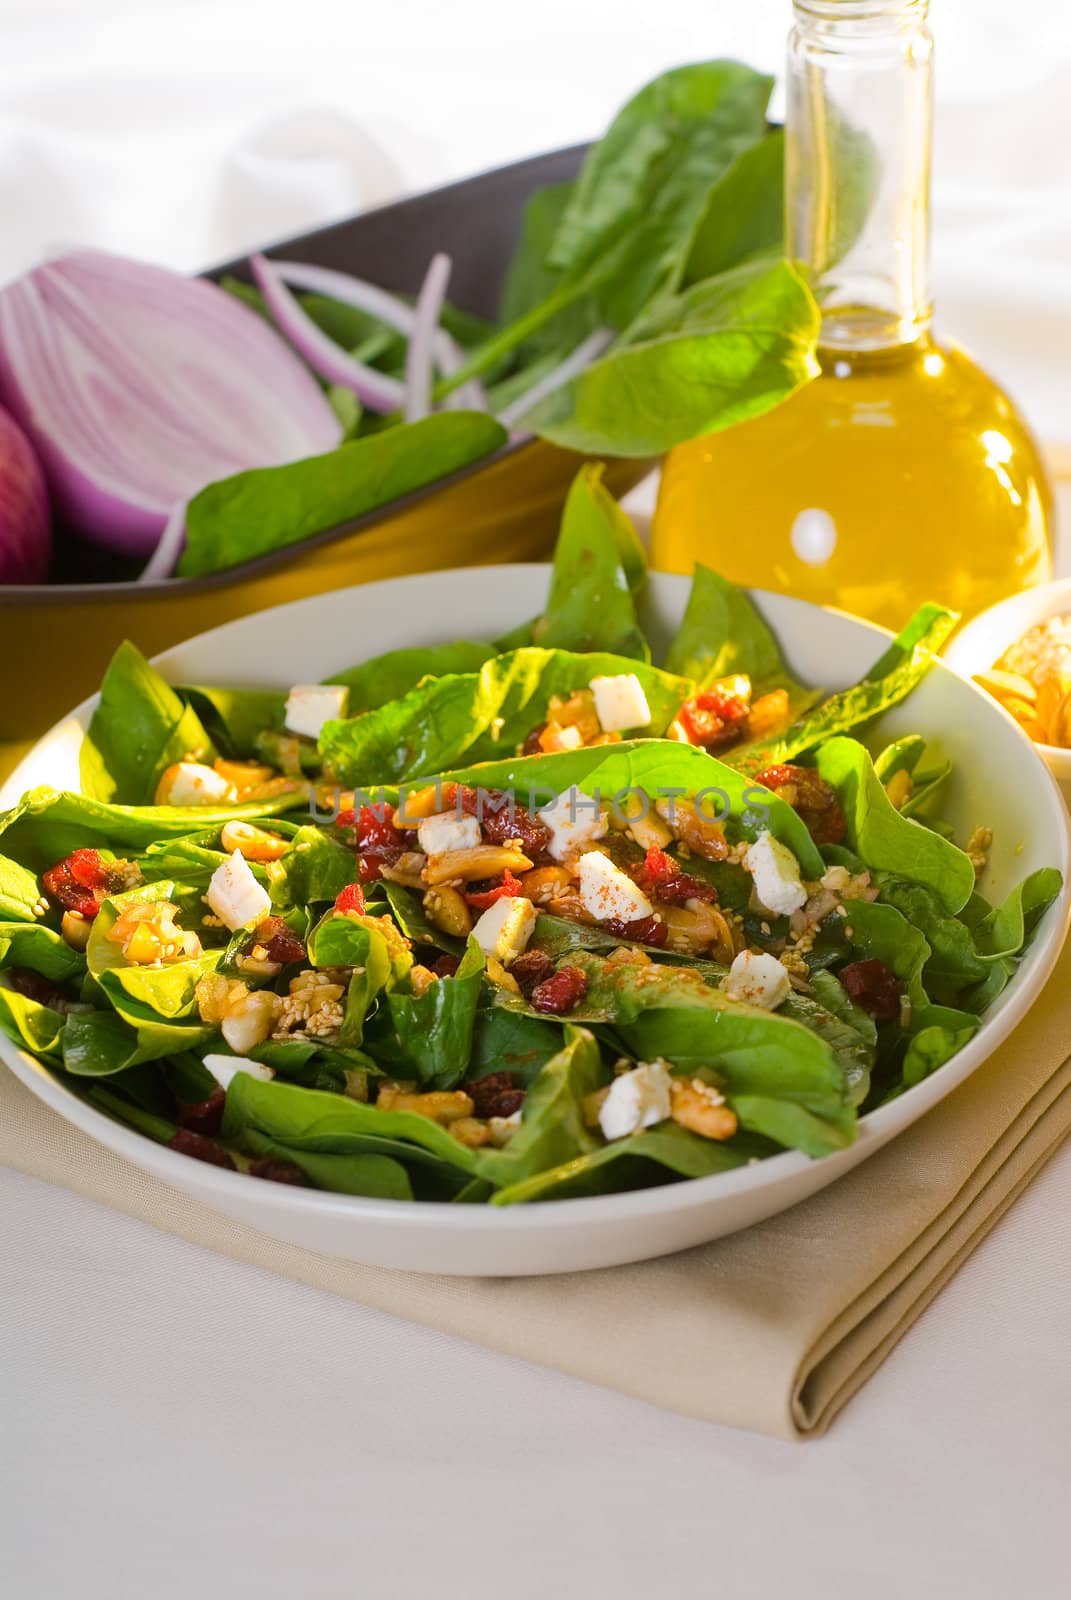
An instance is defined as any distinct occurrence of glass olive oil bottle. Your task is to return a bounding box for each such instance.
[651,0,1053,628]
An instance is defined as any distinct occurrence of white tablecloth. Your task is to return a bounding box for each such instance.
[4,3,1071,1592]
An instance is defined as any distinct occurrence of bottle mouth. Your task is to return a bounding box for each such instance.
[793,0,929,25]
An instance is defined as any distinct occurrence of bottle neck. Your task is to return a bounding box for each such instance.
[786,0,933,353]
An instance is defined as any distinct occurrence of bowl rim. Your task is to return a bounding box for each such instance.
[2,563,1069,1231]
[0,141,597,609]
[944,578,1071,771]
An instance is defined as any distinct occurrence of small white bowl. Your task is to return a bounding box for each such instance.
[944,580,1071,795]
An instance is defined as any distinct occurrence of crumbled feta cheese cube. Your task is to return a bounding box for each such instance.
[589,673,652,733]
[472,896,537,967]
[745,831,807,916]
[723,949,790,1010]
[577,850,654,924]
[489,1109,523,1146]
[162,762,235,807]
[284,683,349,742]
[417,811,482,856]
[599,1059,672,1140]
[206,850,272,932]
[538,789,608,861]
[203,1054,275,1090]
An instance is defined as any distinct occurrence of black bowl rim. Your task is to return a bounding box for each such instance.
[0,143,589,610]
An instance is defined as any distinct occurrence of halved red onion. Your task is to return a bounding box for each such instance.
[265,258,487,412]
[250,254,405,414]
[0,401,51,583]
[0,251,341,557]
[404,253,451,423]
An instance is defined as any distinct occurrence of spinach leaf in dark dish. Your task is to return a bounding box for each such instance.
[177,412,507,579]
[524,260,819,457]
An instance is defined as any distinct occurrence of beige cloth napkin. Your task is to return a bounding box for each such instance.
[3,937,1070,1440]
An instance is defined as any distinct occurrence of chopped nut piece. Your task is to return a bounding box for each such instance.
[669,1077,738,1141]
[376,1086,475,1124]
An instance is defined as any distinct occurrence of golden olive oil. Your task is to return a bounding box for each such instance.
[653,334,1053,629]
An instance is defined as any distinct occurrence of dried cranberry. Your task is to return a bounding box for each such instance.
[466,1071,526,1120]
[5,968,75,1011]
[334,807,356,832]
[334,883,366,916]
[530,965,589,1015]
[356,804,404,883]
[432,953,460,978]
[168,1128,237,1170]
[478,792,551,857]
[522,723,547,756]
[509,948,554,998]
[678,689,750,749]
[633,847,717,907]
[754,764,847,846]
[175,1087,226,1136]
[250,1156,309,1186]
[602,914,668,947]
[465,870,526,910]
[253,916,307,964]
[839,959,902,1021]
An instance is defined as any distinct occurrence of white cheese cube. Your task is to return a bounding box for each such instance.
[162,762,235,807]
[538,789,608,861]
[203,1054,275,1090]
[284,683,349,742]
[599,1060,672,1140]
[577,850,654,925]
[471,896,537,967]
[206,850,272,932]
[723,949,791,1010]
[745,831,807,916]
[489,1109,523,1146]
[589,673,652,733]
[417,811,483,857]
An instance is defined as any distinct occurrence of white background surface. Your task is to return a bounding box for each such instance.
[3,1,1071,1594]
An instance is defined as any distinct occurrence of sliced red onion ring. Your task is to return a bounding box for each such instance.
[137,498,187,582]
[404,253,451,423]
[496,330,615,429]
[265,258,487,412]
[250,254,405,414]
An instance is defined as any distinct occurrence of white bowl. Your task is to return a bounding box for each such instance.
[944,579,1071,794]
[3,568,1069,1276]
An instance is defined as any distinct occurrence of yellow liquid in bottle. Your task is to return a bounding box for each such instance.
[651,334,1054,629]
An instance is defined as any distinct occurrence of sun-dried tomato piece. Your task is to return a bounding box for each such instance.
[333,883,366,916]
[465,1071,527,1120]
[250,1156,309,1186]
[42,848,107,918]
[678,688,750,749]
[175,1086,226,1136]
[530,965,589,1015]
[432,953,460,978]
[839,959,902,1021]
[249,916,305,964]
[509,948,554,998]
[334,807,356,831]
[465,869,525,910]
[168,1128,237,1170]
[602,913,668,947]
[754,763,847,846]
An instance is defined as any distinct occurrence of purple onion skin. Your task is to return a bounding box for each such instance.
[0,402,50,583]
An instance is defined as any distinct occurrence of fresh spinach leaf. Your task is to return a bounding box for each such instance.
[81,641,216,805]
[682,130,785,282]
[973,868,1063,960]
[0,922,86,985]
[491,1121,760,1205]
[318,650,692,788]
[664,561,809,699]
[0,979,65,1059]
[531,464,650,660]
[178,413,507,579]
[177,686,287,759]
[0,854,45,922]
[326,642,495,712]
[374,938,486,1089]
[474,1026,605,1189]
